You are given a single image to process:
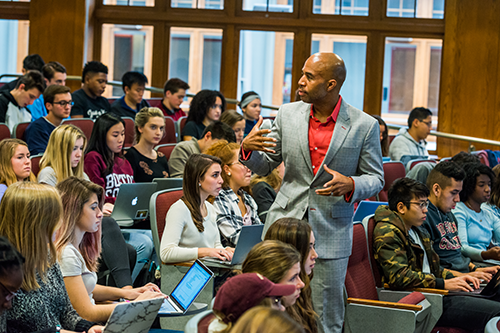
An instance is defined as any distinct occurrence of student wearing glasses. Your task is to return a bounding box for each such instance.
[388,107,432,161]
[181,90,226,141]
[24,85,73,155]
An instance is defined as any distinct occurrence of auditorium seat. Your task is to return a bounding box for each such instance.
[159,116,177,145]
[177,116,187,140]
[405,159,437,173]
[155,143,177,161]
[122,116,135,147]
[147,97,163,108]
[472,150,490,167]
[12,121,31,140]
[61,118,94,141]
[30,153,43,177]
[0,123,10,141]
[378,162,406,201]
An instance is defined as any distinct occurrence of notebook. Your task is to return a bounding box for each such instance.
[203,224,264,265]
[103,297,164,333]
[153,178,183,191]
[158,259,214,315]
[111,183,158,227]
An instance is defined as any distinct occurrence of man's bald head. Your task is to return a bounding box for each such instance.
[308,52,346,89]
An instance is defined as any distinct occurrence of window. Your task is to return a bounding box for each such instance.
[311,34,367,111]
[103,0,153,6]
[243,0,293,12]
[313,0,369,16]
[0,20,29,81]
[387,0,445,19]
[171,0,224,9]
[101,24,154,98]
[169,27,223,93]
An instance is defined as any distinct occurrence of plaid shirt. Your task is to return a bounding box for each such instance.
[213,187,262,247]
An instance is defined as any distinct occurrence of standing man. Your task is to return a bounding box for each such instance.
[240,52,384,333]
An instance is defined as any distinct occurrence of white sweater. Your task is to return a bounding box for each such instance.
[160,199,223,263]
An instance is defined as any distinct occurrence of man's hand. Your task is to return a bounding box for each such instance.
[466,270,493,282]
[241,116,277,153]
[444,275,480,292]
[477,266,500,274]
[482,247,500,261]
[316,165,354,196]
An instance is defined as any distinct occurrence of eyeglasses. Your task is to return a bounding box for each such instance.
[0,281,19,302]
[420,120,432,128]
[228,161,247,168]
[53,101,74,107]
[408,200,429,210]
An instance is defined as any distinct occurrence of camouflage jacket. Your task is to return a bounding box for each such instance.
[373,205,454,290]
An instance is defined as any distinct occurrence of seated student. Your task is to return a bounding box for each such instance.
[0,182,104,333]
[160,154,234,263]
[25,85,72,155]
[0,71,46,132]
[124,107,170,182]
[159,78,189,121]
[423,161,498,276]
[71,61,111,119]
[56,177,163,322]
[232,306,305,333]
[110,71,149,118]
[239,91,262,137]
[371,114,389,157]
[264,218,318,333]
[206,140,262,248]
[28,61,67,121]
[220,109,245,144]
[0,54,45,94]
[452,162,500,264]
[181,90,226,141]
[451,151,481,166]
[242,240,305,309]
[84,113,153,281]
[389,107,432,161]
[373,177,500,331]
[0,139,35,201]
[207,273,294,333]
[169,121,236,178]
[250,163,284,222]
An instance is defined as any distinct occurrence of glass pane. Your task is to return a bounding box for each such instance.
[312,0,368,16]
[0,19,29,82]
[103,0,154,6]
[170,0,224,9]
[238,30,293,116]
[101,24,154,98]
[169,27,223,94]
[427,46,441,113]
[243,0,293,12]
[387,0,445,19]
[311,34,367,111]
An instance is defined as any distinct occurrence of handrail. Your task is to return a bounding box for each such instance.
[3,73,499,148]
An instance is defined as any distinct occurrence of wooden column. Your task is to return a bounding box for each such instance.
[438,0,500,157]
[28,0,95,91]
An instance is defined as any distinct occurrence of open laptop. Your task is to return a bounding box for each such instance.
[103,297,164,333]
[153,178,183,191]
[204,224,264,265]
[111,183,158,227]
[451,268,500,298]
[159,259,214,315]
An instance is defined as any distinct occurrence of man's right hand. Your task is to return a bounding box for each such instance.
[482,247,500,261]
[444,275,480,292]
[241,116,277,153]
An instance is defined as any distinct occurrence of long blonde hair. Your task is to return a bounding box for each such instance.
[0,182,62,291]
[56,177,104,272]
[0,139,36,185]
[231,306,305,333]
[39,124,87,183]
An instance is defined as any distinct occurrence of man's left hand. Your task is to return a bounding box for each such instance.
[316,165,353,196]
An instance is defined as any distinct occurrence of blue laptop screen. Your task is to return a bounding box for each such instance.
[171,262,212,310]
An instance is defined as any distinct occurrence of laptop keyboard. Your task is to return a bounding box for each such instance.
[159,300,177,313]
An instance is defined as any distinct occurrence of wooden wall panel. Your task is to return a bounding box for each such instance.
[438,0,500,157]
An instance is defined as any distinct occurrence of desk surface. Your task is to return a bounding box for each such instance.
[157,302,208,317]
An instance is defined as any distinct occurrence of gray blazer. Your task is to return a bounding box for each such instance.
[242,100,384,259]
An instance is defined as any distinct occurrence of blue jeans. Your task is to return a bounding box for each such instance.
[121,229,155,282]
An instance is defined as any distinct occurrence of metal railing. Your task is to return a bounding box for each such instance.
[3,73,500,150]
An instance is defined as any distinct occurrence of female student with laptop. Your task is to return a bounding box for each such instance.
[160,154,234,263]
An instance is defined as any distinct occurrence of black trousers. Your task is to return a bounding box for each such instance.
[437,295,500,331]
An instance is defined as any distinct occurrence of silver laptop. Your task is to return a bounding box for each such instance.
[111,183,158,227]
[204,224,264,265]
[153,178,183,191]
[159,259,214,315]
[103,297,164,333]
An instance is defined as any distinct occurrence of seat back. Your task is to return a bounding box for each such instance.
[472,150,490,167]
[178,116,188,139]
[345,222,379,300]
[12,121,31,140]
[145,97,163,108]
[158,116,177,145]
[379,162,405,201]
[122,117,135,147]
[0,123,10,141]
[61,118,95,140]
[30,153,43,177]
[406,159,437,172]
[155,143,177,161]
[149,188,183,255]
[362,215,383,288]
[184,309,215,333]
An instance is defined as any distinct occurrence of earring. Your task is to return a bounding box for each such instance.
[199,183,201,186]
[228,172,231,177]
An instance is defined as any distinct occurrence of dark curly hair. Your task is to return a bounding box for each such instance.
[460,162,495,202]
[0,236,25,278]
[186,90,226,124]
